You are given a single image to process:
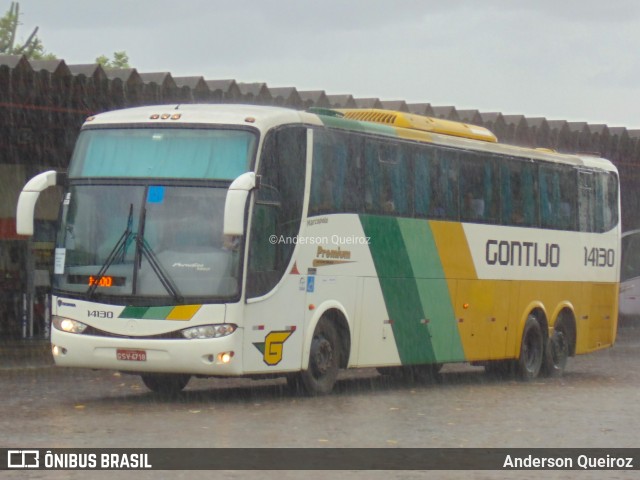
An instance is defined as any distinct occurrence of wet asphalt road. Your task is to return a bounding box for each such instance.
[1,323,639,479]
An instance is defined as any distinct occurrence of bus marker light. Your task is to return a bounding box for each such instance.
[244,117,256,123]
[150,114,160,119]
[217,351,234,364]
[253,325,265,331]
[308,304,315,311]
[52,345,67,356]
[463,303,470,309]
[161,113,171,120]
[171,114,181,120]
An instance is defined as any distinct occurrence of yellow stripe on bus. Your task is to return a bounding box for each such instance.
[166,305,201,321]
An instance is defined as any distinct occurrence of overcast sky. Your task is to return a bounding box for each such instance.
[12,0,640,128]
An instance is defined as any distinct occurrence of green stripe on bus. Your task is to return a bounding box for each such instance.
[142,306,175,320]
[318,115,396,136]
[397,218,465,363]
[119,305,177,320]
[359,215,436,365]
[119,306,149,319]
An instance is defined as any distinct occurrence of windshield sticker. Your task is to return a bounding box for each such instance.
[54,248,66,274]
[147,186,165,203]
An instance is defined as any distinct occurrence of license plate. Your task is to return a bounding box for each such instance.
[116,349,147,361]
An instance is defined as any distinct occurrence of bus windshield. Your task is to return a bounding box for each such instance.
[69,128,256,180]
[54,184,240,303]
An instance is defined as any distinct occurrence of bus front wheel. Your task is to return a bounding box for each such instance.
[296,319,340,395]
[141,373,190,395]
[517,315,544,381]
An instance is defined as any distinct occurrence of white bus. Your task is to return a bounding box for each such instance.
[620,229,640,320]
[17,104,620,394]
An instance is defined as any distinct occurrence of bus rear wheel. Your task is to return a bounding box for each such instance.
[296,319,340,395]
[517,315,544,381]
[541,327,569,377]
[141,373,190,395]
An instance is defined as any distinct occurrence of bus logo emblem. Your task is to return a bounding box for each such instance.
[253,330,294,366]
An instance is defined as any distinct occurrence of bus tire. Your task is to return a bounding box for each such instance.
[298,318,340,395]
[541,327,569,377]
[517,315,544,381]
[141,373,190,395]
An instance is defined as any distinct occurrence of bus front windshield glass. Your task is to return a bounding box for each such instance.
[54,184,240,302]
[69,128,256,180]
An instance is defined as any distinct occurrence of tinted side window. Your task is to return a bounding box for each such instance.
[309,129,362,215]
[500,159,539,227]
[413,146,433,218]
[539,165,577,230]
[622,232,640,281]
[459,153,499,223]
[247,126,306,298]
[364,139,410,215]
[595,172,618,232]
[428,148,459,220]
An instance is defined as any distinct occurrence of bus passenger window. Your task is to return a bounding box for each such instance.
[309,130,351,214]
[459,153,497,223]
[595,172,619,232]
[428,150,458,220]
[364,139,409,216]
[540,165,577,230]
[502,160,538,227]
[413,150,431,218]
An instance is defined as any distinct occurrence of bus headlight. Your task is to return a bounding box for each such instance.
[182,324,237,339]
[52,316,88,334]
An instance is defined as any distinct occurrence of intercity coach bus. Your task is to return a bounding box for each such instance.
[16,104,620,394]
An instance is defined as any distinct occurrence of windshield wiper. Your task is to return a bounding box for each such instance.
[134,207,184,304]
[87,204,134,298]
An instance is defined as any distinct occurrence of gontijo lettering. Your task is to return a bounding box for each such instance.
[486,240,560,267]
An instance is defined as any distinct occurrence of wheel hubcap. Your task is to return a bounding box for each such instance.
[311,336,333,376]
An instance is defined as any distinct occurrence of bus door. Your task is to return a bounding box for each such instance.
[241,125,308,374]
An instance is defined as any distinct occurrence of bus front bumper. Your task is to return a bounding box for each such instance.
[50,329,244,376]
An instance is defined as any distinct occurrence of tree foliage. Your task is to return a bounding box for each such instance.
[0,1,55,59]
[0,2,132,67]
[95,51,131,69]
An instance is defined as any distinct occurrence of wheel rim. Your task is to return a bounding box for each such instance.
[550,331,568,367]
[311,335,333,378]
[523,329,542,372]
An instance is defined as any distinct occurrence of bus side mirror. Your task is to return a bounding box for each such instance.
[223,172,256,236]
[16,170,65,236]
